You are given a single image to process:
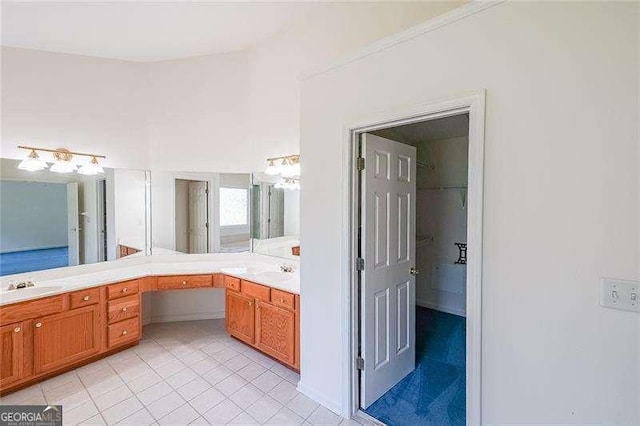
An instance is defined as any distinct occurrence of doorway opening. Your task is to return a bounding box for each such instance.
[174,179,209,254]
[96,178,108,262]
[349,94,484,426]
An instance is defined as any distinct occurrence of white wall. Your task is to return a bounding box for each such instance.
[300,2,639,423]
[0,180,67,252]
[113,169,147,250]
[0,47,150,170]
[284,190,300,236]
[415,136,468,316]
[143,2,464,172]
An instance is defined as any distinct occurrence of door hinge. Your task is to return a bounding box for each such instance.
[356,157,365,171]
[356,357,365,370]
[356,258,365,271]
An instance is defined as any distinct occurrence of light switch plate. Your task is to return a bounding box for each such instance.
[601,278,640,313]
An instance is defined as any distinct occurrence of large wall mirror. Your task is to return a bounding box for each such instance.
[251,173,300,260]
[0,158,150,276]
[151,171,251,254]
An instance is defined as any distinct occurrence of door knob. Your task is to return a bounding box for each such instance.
[410,267,419,276]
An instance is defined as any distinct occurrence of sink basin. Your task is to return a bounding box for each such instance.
[251,271,296,284]
[220,266,262,275]
[0,285,64,304]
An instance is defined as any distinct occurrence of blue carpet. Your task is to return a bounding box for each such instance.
[365,307,466,426]
[0,247,69,276]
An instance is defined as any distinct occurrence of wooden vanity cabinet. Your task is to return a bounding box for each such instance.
[0,322,25,387]
[255,300,296,366]
[225,278,300,370]
[225,290,255,345]
[33,304,102,374]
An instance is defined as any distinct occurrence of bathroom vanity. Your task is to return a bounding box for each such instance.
[0,254,299,395]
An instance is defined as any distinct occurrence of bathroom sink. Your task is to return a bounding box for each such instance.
[220,266,262,275]
[0,285,64,304]
[251,271,296,284]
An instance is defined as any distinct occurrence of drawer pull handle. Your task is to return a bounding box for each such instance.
[14,327,21,333]
[122,287,128,293]
[122,330,128,336]
[35,322,42,328]
[122,307,128,312]
[83,295,90,301]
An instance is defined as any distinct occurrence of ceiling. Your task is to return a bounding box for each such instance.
[371,114,470,146]
[0,2,323,62]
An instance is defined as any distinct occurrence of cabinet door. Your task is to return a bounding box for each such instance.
[255,301,295,366]
[33,305,101,374]
[0,322,24,387]
[225,290,255,345]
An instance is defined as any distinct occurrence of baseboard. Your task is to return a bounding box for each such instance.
[149,310,225,324]
[416,298,466,317]
[297,381,343,416]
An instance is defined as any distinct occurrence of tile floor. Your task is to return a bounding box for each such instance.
[0,319,361,426]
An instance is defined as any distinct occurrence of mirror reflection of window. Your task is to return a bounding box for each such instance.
[151,171,251,255]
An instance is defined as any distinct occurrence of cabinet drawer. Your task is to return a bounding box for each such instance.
[107,280,139,300]
[271,289,295,311]
[1,295,65,326]
[107,295,139,324]
[157,275,212,290]
[241,281,270,302]
[224,275,241,291]
[108,317,140,348]
[69,287,101,309]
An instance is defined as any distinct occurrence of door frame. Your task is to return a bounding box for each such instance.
[346,91,485,425]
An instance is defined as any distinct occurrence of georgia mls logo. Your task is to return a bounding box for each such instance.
[0,405,62,426]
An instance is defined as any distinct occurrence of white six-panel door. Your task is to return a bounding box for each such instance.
[188,181,209,254]
[66,182,80,266]
[360,133,416,408]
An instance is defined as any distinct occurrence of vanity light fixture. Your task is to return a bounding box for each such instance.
[77,156,105,176]
[17,145,106,175]
[17,149,48,171]
[50,148,77,174]
[265,159,280,176]
[275,178,300,190]
[265,154,300,177]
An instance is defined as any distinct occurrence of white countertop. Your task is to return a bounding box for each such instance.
[0,253,299,306]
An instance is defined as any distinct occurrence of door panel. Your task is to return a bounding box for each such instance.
[188,181,209,254]
[225,290,255,345]
[33,305,101,374]
[361,133,416,408]
[0,323,24,387]
[67,182,79,266]
[255,301,295,366]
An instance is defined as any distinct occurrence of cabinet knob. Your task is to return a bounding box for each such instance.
[279,298,284,303]
[248,300,253,306]
[122,330,128,336]
[83,295,90,301]
[122,287,128,293]
[14,327,21,333]
[35,322,42,328]
[122,307,128,312]
[182,281,187,286]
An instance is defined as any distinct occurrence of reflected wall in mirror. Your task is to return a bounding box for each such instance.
[151,171,251,254]
[251,173,299,260]
[0,158,149,276]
